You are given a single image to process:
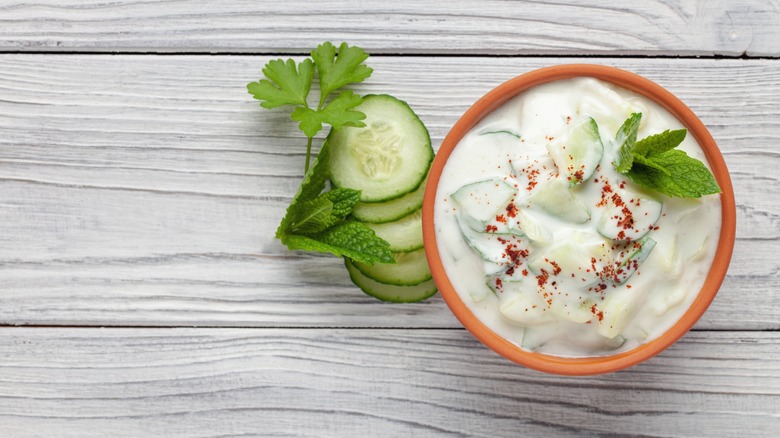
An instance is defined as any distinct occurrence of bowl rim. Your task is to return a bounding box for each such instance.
[422,64,736,376]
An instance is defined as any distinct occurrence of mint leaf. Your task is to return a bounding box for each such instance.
[326,188,361,218]
[628,149,721,198]
[291,91,366,137]
[247,58,314,109]
[282,221,394,264]
[614,112,642,173]
[633,154,671,175]
[635,129,686,156]
[287,196,334,235]
[275,142,331,238]
[311,42,373,97]
[287,188,361,235]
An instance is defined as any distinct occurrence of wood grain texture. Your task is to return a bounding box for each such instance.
[0,328,777,437]
[0,55,778,328]
[0,0,779,56]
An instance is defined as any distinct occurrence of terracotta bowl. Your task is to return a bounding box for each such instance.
[422,64,736,375]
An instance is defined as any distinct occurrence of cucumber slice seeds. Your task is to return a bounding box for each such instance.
[330,95,437,302]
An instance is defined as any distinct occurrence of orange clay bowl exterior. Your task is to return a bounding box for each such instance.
[422,64,736,376]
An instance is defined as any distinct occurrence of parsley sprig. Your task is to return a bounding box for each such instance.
[248,42,372,171]
[613,113,721,198]
[248,42,394,264]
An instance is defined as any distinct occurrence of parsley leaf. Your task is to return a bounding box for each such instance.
[612,114,721,198]
[247,58,314,109]
[290,90,366,137]
[614,112,642,173]
[248,42,373,173]
[311,42,373,99]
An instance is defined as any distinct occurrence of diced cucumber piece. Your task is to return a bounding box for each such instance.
[611,237,656,285]
[652,231,679,275]
[345,259,438,303]
[653,287,686,316]
[351,175,427,224]
[527,241,599,283]
[456,216,518,265]
[479,129,522,139]
[451,179,517,231]
[493,280,555,325]
[364,209,423,252]
[596,290,638,339]
[549,296,595,324]
[328,94,433,203]
[514,209,552,245]
[547,117,604,186]
[520,324,566,351]
[352,247,431,286]
[528,178,590,223]
[596,189,662,241]
[483,260,508,276]
[469,283,492,303]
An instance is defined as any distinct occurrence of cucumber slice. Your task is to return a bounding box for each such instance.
[351,175,427,224]
[596,189,662,241]
[364,209,423,252]
[547,117,604,186]
[328,94,433,203]
[528,178,590,224]
[352,248,431,286]
[451,179,517,232]
[345,259,438,303]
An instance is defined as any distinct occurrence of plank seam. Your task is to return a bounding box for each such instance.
[0,51,778,60]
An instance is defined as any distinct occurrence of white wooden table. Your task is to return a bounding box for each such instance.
[1,1,779,436]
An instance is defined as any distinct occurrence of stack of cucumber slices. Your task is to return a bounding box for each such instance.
[328,95,437,302]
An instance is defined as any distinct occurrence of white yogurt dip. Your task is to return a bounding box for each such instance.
[434,77,721,357]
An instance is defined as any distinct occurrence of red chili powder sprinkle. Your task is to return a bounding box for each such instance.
[536,269,550,287]
[590,304,605,321]
[485,224,498,233]
[505,203,518,218]
[522,269,529,276]
[550,260,562,276]
[495,214,507,224]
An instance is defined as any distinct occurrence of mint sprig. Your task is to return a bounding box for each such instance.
[275,142,394,264]
[613,113,721,198]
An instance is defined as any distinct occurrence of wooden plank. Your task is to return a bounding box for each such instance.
[0,56,778,328]
[0,0,778,56]
[0,328,777,437]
